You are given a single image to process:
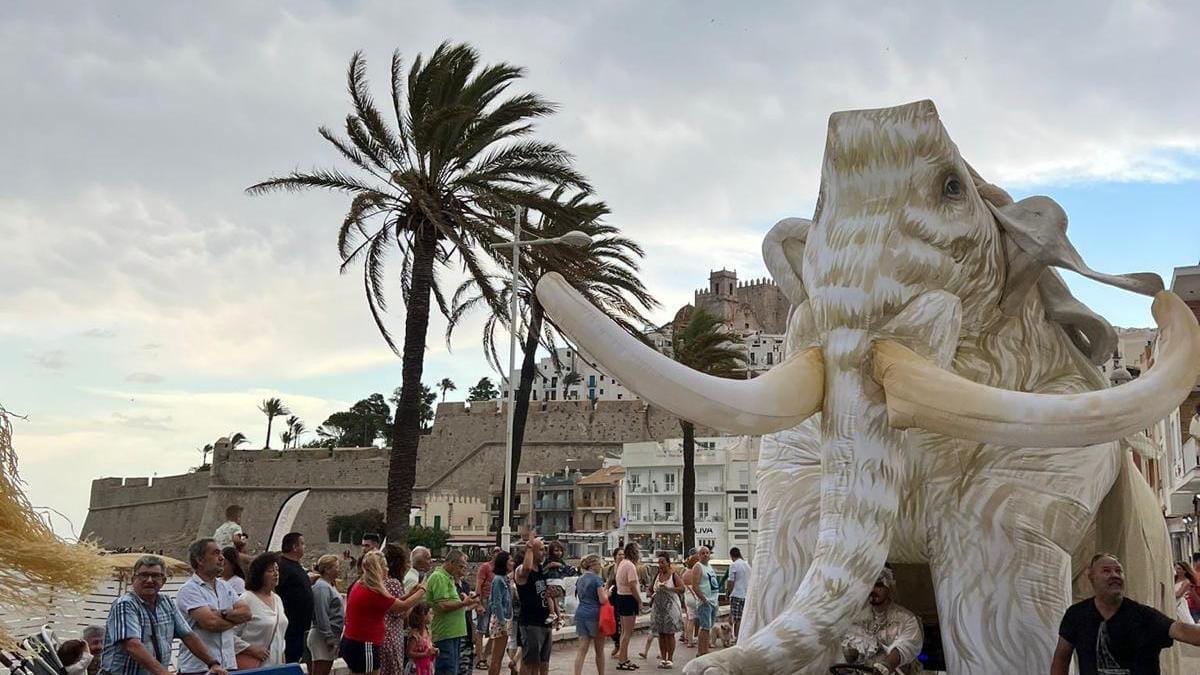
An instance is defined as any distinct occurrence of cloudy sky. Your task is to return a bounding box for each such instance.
[3,1,1199,538]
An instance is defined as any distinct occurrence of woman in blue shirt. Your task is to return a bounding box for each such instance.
[486,551,514,675]
[572,555,609,675]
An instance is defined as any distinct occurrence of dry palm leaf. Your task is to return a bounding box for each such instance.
[0,406,108,650]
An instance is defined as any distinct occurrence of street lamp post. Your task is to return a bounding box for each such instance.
[490,224,593,551]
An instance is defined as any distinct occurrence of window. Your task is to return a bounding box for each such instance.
[532,390,537,400]
[628,474,641,491]
[588,388,596,400]
[734,495,748,503]
[617,394,623,400]
[750,352,757,364]
[766,352,774,365]
[414,515,422,526]
[663,473,676,491]
[664,501,675,514]
[697,502,709,518]
[467,517,474,527]
[433,515,442,529]
[734,507,749,520]
[588,375,596,387]
[630,503,641,518]
[700,537,716,549]
[600,389,604,395]
[550,390,557,401]
[752,508,758,519]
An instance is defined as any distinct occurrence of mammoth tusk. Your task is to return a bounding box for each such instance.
[535,272,824,435]
[872,291,1200,448]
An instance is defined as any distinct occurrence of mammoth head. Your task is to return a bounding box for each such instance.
[536,100,1200,448]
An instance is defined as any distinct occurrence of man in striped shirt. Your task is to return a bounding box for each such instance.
[100,555,229,675]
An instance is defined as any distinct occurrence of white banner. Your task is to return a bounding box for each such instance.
[267,489,310,552]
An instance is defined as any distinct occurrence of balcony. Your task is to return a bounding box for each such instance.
[696,484,724,494]
[696,514,724,523]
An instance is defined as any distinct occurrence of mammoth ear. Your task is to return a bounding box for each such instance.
[1037,269,1118,365]
[762,217,811,306]
[989,197,1164,297]
[987,195,1163,364]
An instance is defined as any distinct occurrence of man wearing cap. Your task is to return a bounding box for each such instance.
[839,568,923,675]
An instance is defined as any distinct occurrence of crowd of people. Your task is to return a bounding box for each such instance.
[86,502,762,675]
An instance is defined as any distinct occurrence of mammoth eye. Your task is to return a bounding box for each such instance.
[943,174,964,199]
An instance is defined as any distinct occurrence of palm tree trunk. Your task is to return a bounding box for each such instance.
[501,300,543,545]
[681,419,696,552]
[264,416,274,449]
[386,226,437,543]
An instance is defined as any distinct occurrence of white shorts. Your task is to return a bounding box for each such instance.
[307,628,339,661]
[685,592,699,620]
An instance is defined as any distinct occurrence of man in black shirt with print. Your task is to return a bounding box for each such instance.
[1052,553,1200,674]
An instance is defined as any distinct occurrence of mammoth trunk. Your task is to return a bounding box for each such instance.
[746,335,905,672]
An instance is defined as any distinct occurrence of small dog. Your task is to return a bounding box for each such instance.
[709,621,735,649]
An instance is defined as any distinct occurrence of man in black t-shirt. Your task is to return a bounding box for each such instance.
[276,532,314,663]
[514,534,551,675]
[1052,553,1200,675]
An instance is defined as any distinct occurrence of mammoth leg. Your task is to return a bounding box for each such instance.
[928,513,1072,673]
[922,438,1121,674]
[741,419,823,637]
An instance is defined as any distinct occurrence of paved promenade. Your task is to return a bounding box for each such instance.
[537,629,1200,674]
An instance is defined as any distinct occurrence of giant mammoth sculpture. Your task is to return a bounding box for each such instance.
[536,100,1200,675]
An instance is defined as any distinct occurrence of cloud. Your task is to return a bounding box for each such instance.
[125,372,164,384]
[31,349,67,370]
[82,328,117,338]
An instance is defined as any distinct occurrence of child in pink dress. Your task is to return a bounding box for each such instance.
[406,603,437,675]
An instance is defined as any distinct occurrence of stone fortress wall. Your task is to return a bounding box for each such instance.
[82,399,714,559]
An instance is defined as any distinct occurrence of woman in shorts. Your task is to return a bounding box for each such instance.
[614,542,643,670]
[572,555,608,675]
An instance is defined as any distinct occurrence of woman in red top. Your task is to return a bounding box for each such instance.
[342,551,426,675]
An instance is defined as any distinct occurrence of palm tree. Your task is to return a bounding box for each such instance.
[437,377,456,403]
[199,443,214,468]
[280,429,294,448]
[289,419,307,448]
[228,432,250,448]
[258,398,290,449]
[561,371,582,400]
[248,43,590,541]
[448,189,656,541]
[668,309,745,551]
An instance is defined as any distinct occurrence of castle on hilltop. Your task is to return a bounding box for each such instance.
[682,268,789,335]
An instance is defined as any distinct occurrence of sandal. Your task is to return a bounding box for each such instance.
[475,661,489,670]
[617,662,639,671]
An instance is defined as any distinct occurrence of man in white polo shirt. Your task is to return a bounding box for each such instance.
[175,538,252,674]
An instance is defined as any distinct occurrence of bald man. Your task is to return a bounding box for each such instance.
[407,546,432,592]
[1052,553,1200,675]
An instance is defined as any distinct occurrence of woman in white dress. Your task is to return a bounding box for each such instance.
[235,552,290,668]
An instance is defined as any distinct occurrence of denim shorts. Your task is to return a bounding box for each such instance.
[696,602,718,630]
[575,617,599,639]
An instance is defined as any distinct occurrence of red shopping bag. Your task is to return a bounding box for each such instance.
[599,601,616,637]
